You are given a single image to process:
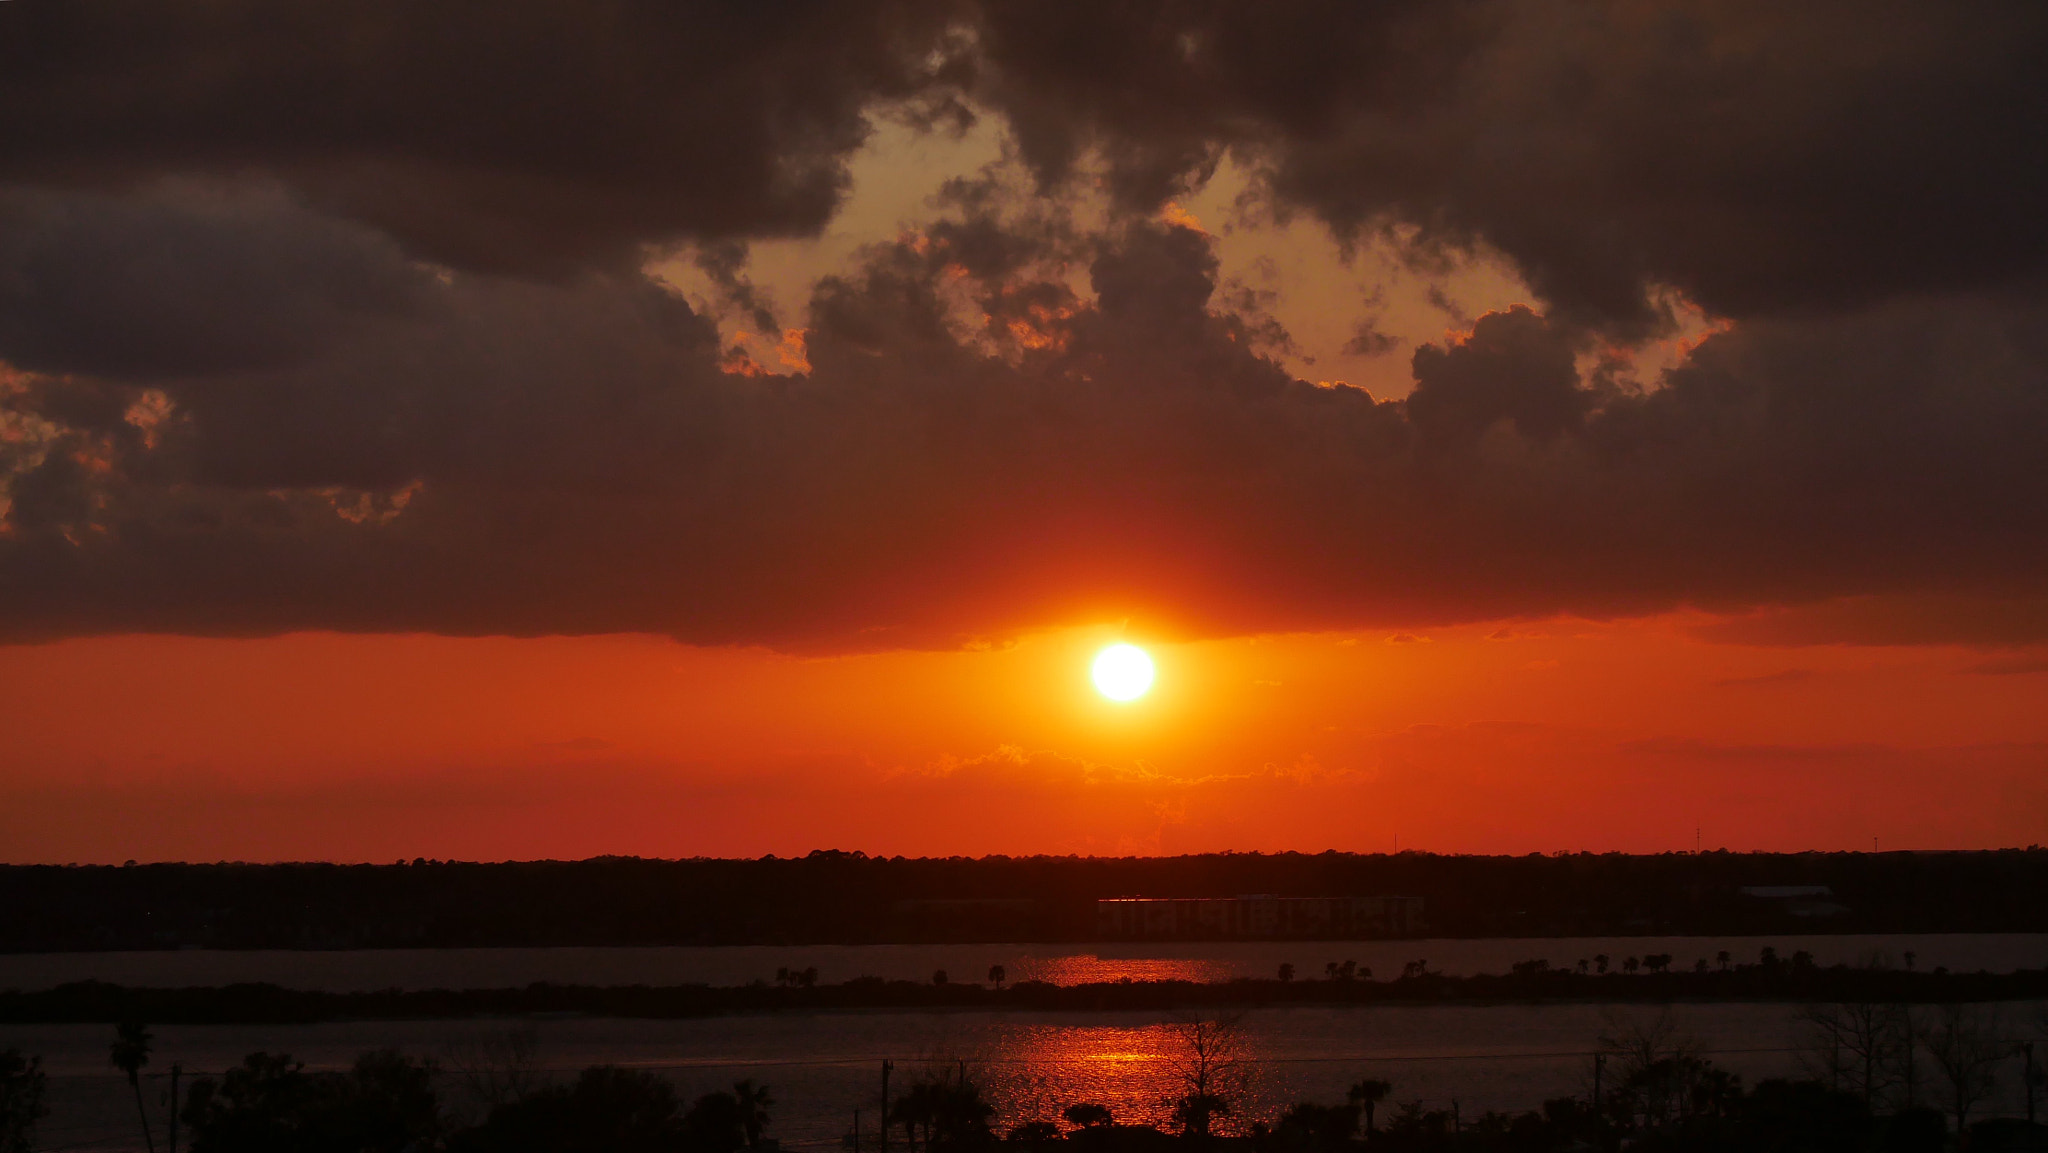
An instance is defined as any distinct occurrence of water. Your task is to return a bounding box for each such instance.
[11,1001,2048,1152]
[8,937,2045,1151]
[3,934,2042,994]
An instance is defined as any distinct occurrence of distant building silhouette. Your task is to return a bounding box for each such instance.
[1095,895,1424,939]
[1738,885,1849,919]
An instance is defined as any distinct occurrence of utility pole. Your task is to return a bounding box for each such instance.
[854,1109,861,1153]
[168,1064,180,1153]
[2024,1041,2038,1125]
[880,1061,892,1153]
[1592,1052,1605,1149]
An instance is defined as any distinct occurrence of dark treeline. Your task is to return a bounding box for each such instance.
[7,958,2048,1025]
[2,1032,783,1153]
[5,850,2047,951]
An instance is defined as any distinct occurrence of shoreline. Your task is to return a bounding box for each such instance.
[6,965,2046,1024]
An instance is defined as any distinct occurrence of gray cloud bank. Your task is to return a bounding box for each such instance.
[1,0,2045,648]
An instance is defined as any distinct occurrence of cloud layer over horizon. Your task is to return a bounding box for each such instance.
[3,0,2046,650]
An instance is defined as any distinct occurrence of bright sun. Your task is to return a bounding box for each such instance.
[1091,643,1156,702]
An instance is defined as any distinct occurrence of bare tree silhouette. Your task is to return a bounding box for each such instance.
[1924,1003,2005,1130]
[1163,1015,1250,1139]
[1797,1002,1910,1106]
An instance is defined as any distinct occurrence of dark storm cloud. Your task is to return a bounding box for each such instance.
[0,183,429,378]
[971,0,2048,334]
[4,196,2047,647]
[8,0,2044,317]
[3,0,2047,647]
[0,0,969,275]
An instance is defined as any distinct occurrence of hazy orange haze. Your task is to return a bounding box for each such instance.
[3,617,2041,862]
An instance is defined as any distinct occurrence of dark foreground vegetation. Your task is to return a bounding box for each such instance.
[5,850,2046,950]
[4,1007,2045,1153]
[5,952,2048,1024]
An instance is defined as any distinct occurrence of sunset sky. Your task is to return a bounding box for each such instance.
[2,0,2045,862]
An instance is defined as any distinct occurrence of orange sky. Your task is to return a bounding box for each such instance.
[4,616,2041,862]
[6,8,2048,863]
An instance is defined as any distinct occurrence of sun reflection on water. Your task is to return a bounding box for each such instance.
[921,1021,1290,1137]
[1011,956,1236,985]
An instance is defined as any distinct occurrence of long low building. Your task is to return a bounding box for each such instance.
[1096,894,1425,939]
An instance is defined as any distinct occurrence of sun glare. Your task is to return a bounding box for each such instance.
[1091,643,1155,702]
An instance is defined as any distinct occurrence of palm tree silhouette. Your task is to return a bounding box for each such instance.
[987,965,1006,989]
[109,1021,155,1153]
[1348,1079,1392,1134]
[733,1079,773,1149]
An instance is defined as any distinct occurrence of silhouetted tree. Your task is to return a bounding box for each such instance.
[1277,963,1295,982]
[733,1080,773,1150]
[1716,950,1732,971]
[1594,954,1610,974]
[1172,1094,1230,1141]
[1596,1009,1702,1130]
[1924,1003,2005,1130]
[1882,1107,1947,1153]
[2021,1040,2042,1126]
[1006,1121,1060,1144]
[893,1082,934,1152]
[184,1049,440,1153]
[894,1077,992,1152]
[1737,1079,1870,1153]
[112,1021,157,1153]
[1798,1002,1910,1106]
[449,1065,692,1153]
[1165,1017,1248,1139]
[446,1026,544,1114]
[0,1049,48,1153]
[1062,1104,1113,1130]
[1273,1101,1357,1151]
[681,1089,748,1153]
[987,965,1006,989]
[929,1081,994,1150]
[1347,1080,1392,1133]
